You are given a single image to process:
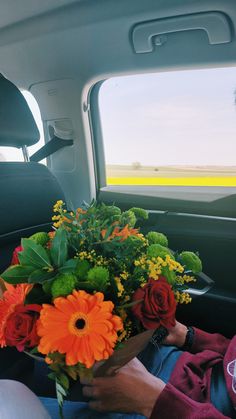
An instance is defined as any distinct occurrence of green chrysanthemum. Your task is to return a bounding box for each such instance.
[51,273,77,299]
[87,266,109,291]
[129,207,148,220]
[179,251,202,274]
[75,259,91,280]
[121,210,137,228]
[147,243,174,260]
[30,232,49,247]
[102,205,121,221]
[146,231,168,247]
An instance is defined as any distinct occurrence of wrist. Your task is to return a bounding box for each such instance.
[180,326,195,351]
[141,375,166,418]
[175,322,188,347]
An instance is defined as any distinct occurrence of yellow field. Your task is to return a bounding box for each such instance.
[107,177,236,186]
[106,165,236,187]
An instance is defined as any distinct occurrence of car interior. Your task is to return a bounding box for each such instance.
[0,0,236,405]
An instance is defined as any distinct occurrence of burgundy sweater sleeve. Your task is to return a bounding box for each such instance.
[150,383,231,419]
[190,327,230,355]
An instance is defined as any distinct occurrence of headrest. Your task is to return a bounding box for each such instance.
[0,74,40,148]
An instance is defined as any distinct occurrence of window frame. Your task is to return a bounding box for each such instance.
[89,72,236,218]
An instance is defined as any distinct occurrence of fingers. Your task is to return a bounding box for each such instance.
[82,385,96,398]
[82,378,108,399]
[88,400,104,412]
[80,376,93,385]
[92,360,105,374]
[89,398,119,413]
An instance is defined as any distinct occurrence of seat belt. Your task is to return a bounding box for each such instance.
[30,135,73,162]
[30,122,74,162]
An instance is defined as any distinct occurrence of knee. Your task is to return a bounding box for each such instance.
[0,380,51,419]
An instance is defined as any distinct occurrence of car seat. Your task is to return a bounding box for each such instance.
[0,74,65,273]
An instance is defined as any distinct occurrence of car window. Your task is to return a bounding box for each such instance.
[98,67,236,188]
[0,90,45,162]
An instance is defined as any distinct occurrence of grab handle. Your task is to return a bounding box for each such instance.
[132,12,231,53]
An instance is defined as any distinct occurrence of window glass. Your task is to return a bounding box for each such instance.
[0,90,44,162]
[98,68,236,187]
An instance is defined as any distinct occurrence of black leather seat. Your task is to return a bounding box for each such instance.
[0,74,65,272]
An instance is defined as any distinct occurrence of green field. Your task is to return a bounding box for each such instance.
[106,165,236,186]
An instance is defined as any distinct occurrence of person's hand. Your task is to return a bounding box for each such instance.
[163,321,188,347]
[81,357,166,418]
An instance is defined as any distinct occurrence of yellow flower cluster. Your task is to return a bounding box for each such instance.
[134,255,163,279]
[134,254,184,280]
[174,291,192,304]
[120,271,129,280]
[134,256,147,268]
[114,276,125,297]
[117,319,132,342]
[52,214,64,228]
[77,251,108,267]
[116,308,132,342]
[52,200,70,228]
[118,308,127,322]
[53,200,64,213]
[165,255,184,273]
[96,256,108,266]
[78,250,96,262]
[176,274,196,285]
[118,329,127,341]
[147,259,162,279]
[182,274,196,283]
[137,234,148,243]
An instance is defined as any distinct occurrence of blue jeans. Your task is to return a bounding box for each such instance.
[39,343,182,419]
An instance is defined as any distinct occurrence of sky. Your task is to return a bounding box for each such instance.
[2,67,236,168]
[99,67,236,167]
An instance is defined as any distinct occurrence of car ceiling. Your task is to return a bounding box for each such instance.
[0,0,236,90]
[0,0,81,29]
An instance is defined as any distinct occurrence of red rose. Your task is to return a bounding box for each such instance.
[132,276,176,329]
[11,245,23,265]
[5,304,41,351]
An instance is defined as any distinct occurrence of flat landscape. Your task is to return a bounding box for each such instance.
[106,165,236,186]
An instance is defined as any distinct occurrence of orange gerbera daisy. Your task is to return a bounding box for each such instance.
[0,283,33,347]
[37,290,123,368]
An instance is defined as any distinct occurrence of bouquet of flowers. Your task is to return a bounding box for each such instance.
[0,200,202,417]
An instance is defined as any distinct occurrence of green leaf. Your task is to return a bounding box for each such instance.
[28,269,56,284]
[25,284,51,305]
[51,229,68,268]
[55,378,67,419]
[58,258,77,273]
[162,266,176,285]
[1,265,34,284]
[103,224,114,241]
[76,281,95,291]
[30,347,39,355]
[48,372,56,381]
[56,380,67,398]
[117,298,143,309]
[21,238,52,269]
[58,373,70,390]
[59,405,64,419]
[65,366,78,381]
